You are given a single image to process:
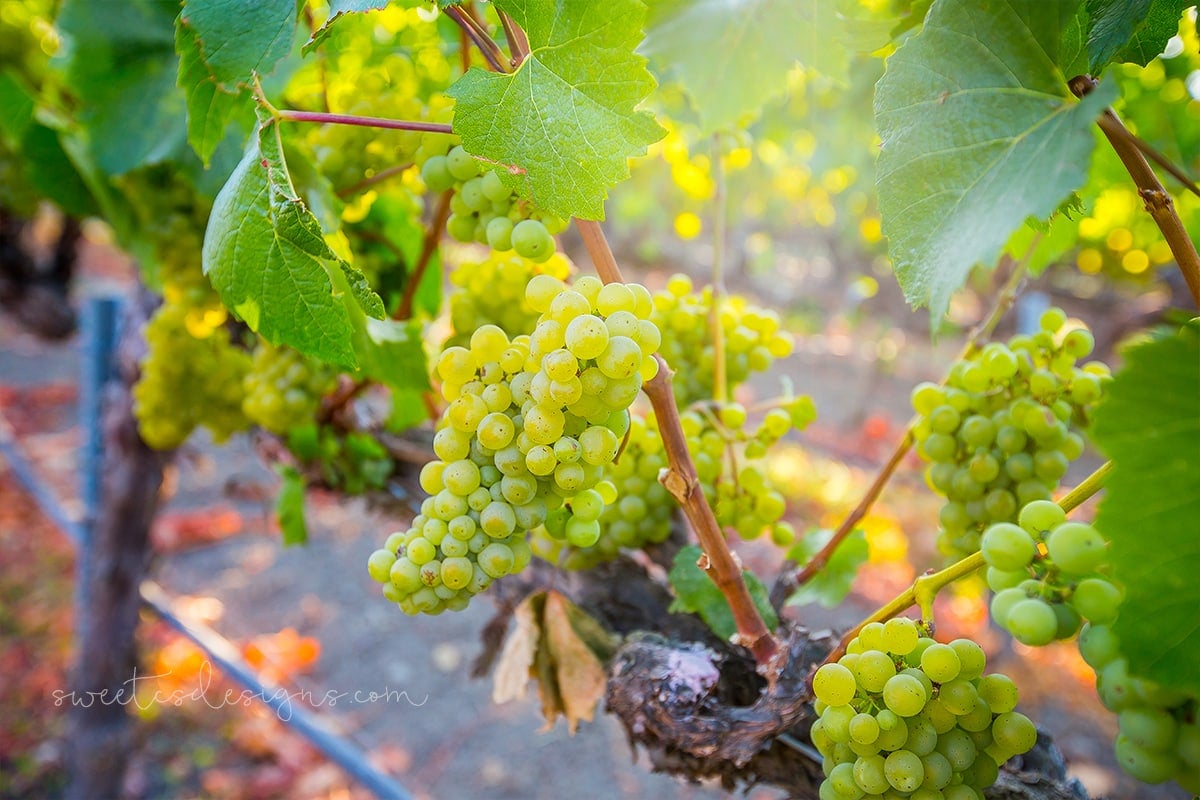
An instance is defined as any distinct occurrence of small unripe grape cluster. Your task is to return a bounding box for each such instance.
[684,400,809,545]
[368,276,662,613]
[911,308,1109,559]
[651,273,795,406]
[983,500,1120,646]
[242,343,339,435]
[419,142,567,260]
[114,165,211,290]
[285,425,394,495]
[134,294,251,450]
[811,618,1037,800]
[1078,624,1200,791]
[445,251,572,348]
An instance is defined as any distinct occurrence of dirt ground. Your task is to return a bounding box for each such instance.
[0,230,1191,800]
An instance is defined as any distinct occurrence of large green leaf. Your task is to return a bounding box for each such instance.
[874,0,1115,324]
[1087,0,1190,70]
[180,0,297,89]
[668,545,777,641]
[56,0,188,174]
[176,15,250,167]
[203,111,382,367]
[447,0,665,220]
[1093,324,1200,695]
[640,0,848,134]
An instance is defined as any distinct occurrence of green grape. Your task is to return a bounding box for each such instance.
[980,522,1036,571]
[1005,598,1058,646]
[512,219,554,262]
[1046,521,1107,574]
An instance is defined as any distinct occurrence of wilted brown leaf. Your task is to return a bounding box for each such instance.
[491,591,544,704]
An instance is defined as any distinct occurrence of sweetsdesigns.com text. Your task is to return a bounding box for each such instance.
[52,662,427,721]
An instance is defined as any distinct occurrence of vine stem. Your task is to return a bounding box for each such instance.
[444,5,509,73]
[710,134,728,403]
[820,460,1113,665]
[275,109,453,134]
[1070,76,1200,307]
[576,219,780,666]
[336,163,412,199]
[770,255,1030,608]
[396,189,453,321]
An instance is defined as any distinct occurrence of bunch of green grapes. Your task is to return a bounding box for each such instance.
[242,342,340,435]
[911,308,1109,559]
[308,55,437,192]
[531,412,674,569]
[114,166,212,290]
[287,424,394,495]
[983,500,1121,646]
[445,251,573,347]
[1079,624,1200,791]
[367,274,662,614]
[651,273,795,406]
[134,291,252,450]
[684,400,806,545]
[533,395,813,568]
[419,142,567,260]
[811,617,1038,800]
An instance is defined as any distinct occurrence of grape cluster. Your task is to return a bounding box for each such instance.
[651,273,795,406]
[134,291,251,450]
[912,308,1108,559]
[308,55,435,193]
[812,618,1037,800]
[684,400,807,545]
[368,275,662,613]
[114,166,211,290]
[983,500,1120,646]
[420,142,567,260]
[531,412,674,569]
[242,343,340,435]
[1079,624,1200,791]
[445,251,572,347]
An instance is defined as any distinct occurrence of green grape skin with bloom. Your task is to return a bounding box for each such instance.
[811,617,1036,800]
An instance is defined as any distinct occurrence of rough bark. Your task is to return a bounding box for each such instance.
[480,555,1093,800]
[65,292,170,800]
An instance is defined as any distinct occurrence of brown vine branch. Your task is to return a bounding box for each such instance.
[820,460,1113,665]
[396,189,453,321]
[497,9,530,69]
[575,219,780,667]
[1069,75,1200,307]
[770,255,1029,608]
[444,5,509,73]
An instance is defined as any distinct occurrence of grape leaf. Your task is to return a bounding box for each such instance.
[1058,6,1091,77]
[640,0,848,134]
[1087,0,1190,70]
[447,0,665,220]
[874,0,1116,325]
[1093,323,1200,695]
[784,529,868,608]
[56,0,189,175]
[275,465,308,546]
[304,0,400,55]
[203,110,380,367]
[176,15,249,167]
[0,71,34,145]
[492,591,542,704]
[180,0,297,89]
[668,545,778,641]
[542,591,607,733]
